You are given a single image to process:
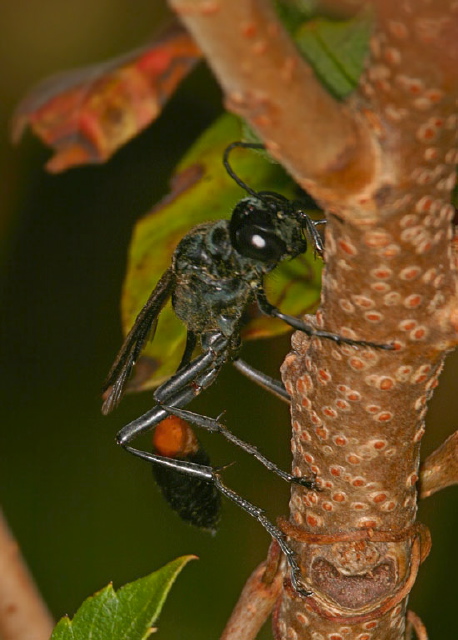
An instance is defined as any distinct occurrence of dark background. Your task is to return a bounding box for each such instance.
[1,2,457,638]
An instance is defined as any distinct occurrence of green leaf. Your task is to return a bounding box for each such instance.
[121,113,323,393]
[50,556,195,640]
[274,0,318,31]
[295,10,373,98]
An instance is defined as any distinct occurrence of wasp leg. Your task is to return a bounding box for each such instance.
[177,330,197,371]
[154,333,228,403]
[117,367,223,445]
[255,288,394,350]
[122,445,312,598]
[165,405,315,489]
[215,476,312,598]
[232,358,290,403]
[301,215,325,257]
[117,334,230,445]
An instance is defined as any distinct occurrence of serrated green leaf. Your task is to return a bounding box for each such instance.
[50,556,195,640]
[295,10,373,98]
[121,113,323,393]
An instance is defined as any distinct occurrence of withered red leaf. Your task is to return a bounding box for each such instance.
[12,22,202,172]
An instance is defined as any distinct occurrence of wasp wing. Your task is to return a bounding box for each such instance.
[102,267,175,414]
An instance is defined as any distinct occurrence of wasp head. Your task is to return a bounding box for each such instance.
[229,196,308,269]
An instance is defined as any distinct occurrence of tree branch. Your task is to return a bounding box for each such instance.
[277,1,458,638]
[168,0,377,201]
[0,511,54,640]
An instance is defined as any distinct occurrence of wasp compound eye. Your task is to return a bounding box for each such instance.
[229,198,286,263]
[233,223,287,262]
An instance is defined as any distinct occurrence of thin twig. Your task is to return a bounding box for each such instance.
[220,542,284,640]
[406,610,429,640]
[419,430,458,498]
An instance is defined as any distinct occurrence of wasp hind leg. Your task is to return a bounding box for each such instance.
[124,446,312,598]
[164,405,316,489]
[232,358,290,403]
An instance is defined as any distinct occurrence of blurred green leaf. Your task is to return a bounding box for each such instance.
[121,113,323,393]
[50,556,195,640]
[295,10,373,98]
[274,0,318,31]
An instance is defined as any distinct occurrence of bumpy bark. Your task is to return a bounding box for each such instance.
[276,3,458,638]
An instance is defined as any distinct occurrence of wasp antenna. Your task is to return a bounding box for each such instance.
[223,141,266,200]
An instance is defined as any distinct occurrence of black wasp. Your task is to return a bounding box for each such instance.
[102,142,392,596]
